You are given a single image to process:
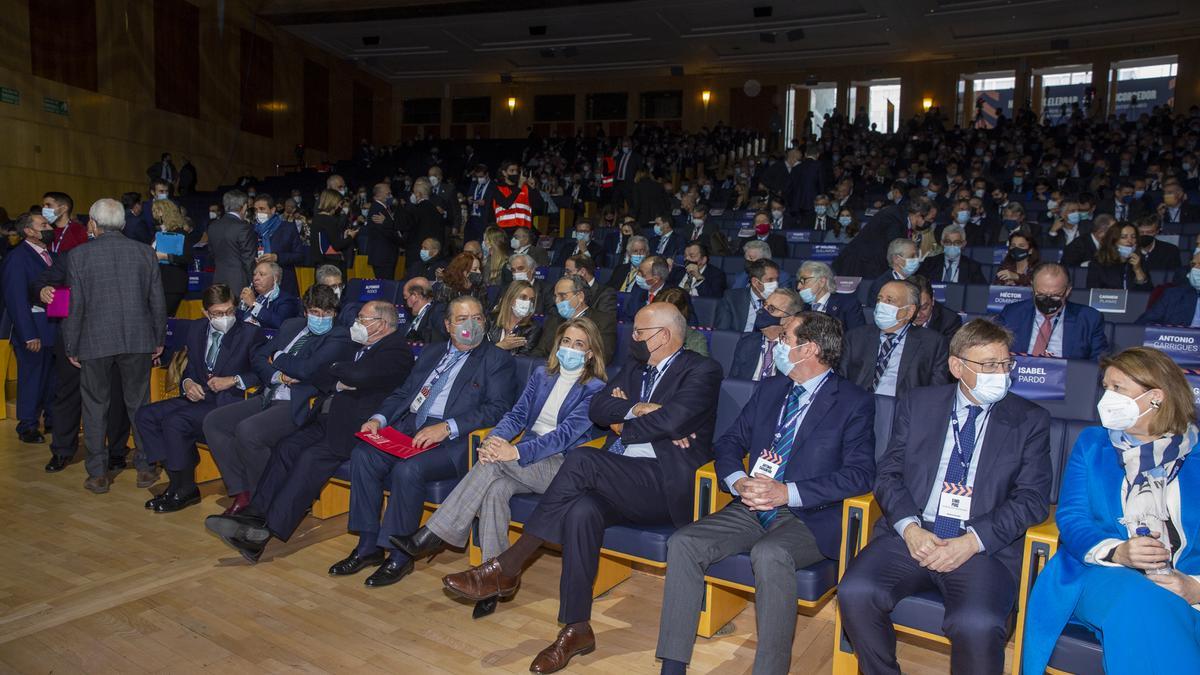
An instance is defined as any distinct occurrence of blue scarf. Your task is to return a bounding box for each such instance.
[254,214,281,254]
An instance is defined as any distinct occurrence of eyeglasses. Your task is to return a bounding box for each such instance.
[765,304,794,318]
[958,357,1017,374]
[631,326,665,339]
[208,309,237,318]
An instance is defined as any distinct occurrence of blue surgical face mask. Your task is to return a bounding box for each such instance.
[1012,176,1024,186]
[419,249,433,262]
[629,254,645,267]
[634,274,651,290]
[556,298,576,319]
[307,313,333,335]
[1134,189,1145,199]
[1188,267,1200,290]
[920,177,931,187]
[838,215,853,226]
[943,244,962,260]
[1002,218,1020,230]
[1117,244,1135,259]
[41,207,59,224]
[873,302,904,331]
[814,205,827,215]
[754,308,781,331]
[653,224,663,236]
[955,210,970,224]
[799,287,817,304]
[771,341,798,376]
[901,257,920,276]
[1066,211,1082,225]
[574,231,590,242]
[556,346,586,371]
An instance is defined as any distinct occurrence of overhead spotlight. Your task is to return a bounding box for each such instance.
[529,25,547,36]
[759,32,777,44]
[362,35,380,46]
[786,28,805,41]
[804,75,819,87]
[753,6,773,18]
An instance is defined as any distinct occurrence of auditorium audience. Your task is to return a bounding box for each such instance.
[510,225,550,267]
[563,254,618,317]
[394,318,607,617]
[2,212,56,443]
[333,295,515,588]
[625,255,671,319]
[675,241,725,298]
[607,235,650,293]
[657,311,875,675]
[202,285,354,514]
[409,237,448,281]
[482,227,511,286]
[435,251,486,306]
[1087,221,1153,290]
[237,261,301,330]
[487,279,542,355]
[729,289,802,380]
[992,230,1040,287]
[1060,214,1113,268]
[441,303,722,672]
[910,274,964,340]
[995,263,1109,360]
[838,319,1052,675]
[917,224,985,284]
[1133,213,1182,273]
[867,238,921,301]
[654,287,710,357]
[532,274,617,364]
[137,285,263,512]
[204,301,412,562]
[840,279,950,397]
[1022,347,1200,673]
[365,182,401,279]
[737,211,787,259]
[149,199,194,316]
[43,191,87,254]
[400,276,447,342]
[794,260,865,332]
[209,190,256,297]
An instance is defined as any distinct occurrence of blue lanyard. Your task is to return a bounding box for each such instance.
[424,349,467,392]
[773,373,829,437]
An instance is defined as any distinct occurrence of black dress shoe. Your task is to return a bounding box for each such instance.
[153,488,201,513]
[389,527,446,561]
[19,430,45,444]
[364,557,414,587]
[328,550,386,576]
[145,490,172,510]
[205,515,270,563]
[44,455,70,473]
[473,597,498,619]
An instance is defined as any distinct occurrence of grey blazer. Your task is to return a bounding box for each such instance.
[207,213,257,296]
[63,232,166,360]
[838,323,950,398]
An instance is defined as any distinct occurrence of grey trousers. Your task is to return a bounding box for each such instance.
[655,502,825,675]
[201,397,296,495]
[424,453,565,561]
[80,354,151,478]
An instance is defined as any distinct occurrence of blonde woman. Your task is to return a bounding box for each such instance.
[488,280,543,355]
[483,226,511,286]
[151,199,193,315]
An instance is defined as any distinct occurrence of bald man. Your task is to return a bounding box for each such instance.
[442,303,724,672]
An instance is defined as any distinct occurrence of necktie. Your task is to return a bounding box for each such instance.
[871,332,900,392]
[1032,314,1055,356]
[205,331,222,371]
[757,384,808,526]
[932,406,983,538]
[815,215,825,231]
[758,338,777,381]
[609,364,663,455]
[263,331,312,407]
[38,248,52,266]
[621,267,638,292]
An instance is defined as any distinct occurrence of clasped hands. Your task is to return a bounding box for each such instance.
[478,436,519,463]
[902,523,980,573]
[733,476,789,510]
[609,387,697,448]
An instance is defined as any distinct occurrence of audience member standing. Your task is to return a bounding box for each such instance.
[63,198,166,494]
[1,212,57,443]
[209,190,256,297]
[43,191,87,255]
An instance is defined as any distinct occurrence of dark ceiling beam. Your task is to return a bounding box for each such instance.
[264,0,638,26]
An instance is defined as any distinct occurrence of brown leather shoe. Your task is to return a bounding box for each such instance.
[84,475,111,494]
[529,623,596,673]
[442,558,521,602]
[136,469,161,489]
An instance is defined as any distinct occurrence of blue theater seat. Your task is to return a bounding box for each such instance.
[614,322,633,363]
[1068,289,1149,324]
[691,296,718,327]
[706,554,840,604]
[1020,358,1101,422]
[345,278,400,305]
[708,330,742,376]
[715,378,756,439]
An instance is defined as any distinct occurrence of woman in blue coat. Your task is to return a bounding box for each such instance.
[392,316,608,617]
[1023,347,1200,673]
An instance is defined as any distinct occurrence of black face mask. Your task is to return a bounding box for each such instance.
[467,271,483,287]
[1009,247,1031,262]
[1034,294,1063,316]
[754,309,781,331]
[38,229,55,246]
[629,329,661,363]
[506,173,520,185]
[1137,234,1156,249]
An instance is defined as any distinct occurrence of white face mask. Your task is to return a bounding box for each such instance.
[513,271,530,282]
[208,212,218,220]
[1096,389,1151,431]
[963,365,1010,404]
[350,321,371,345]
[513,298,533,317]
[760,280,778,296]
[429,175,440,187]
[209,315,236,334]
[254,212,270,224]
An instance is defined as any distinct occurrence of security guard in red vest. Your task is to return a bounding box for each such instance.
[488,160,545,231]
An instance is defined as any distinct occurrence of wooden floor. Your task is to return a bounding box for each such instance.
[0,409,962,674]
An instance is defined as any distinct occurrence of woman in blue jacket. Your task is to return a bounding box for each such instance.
[392,316,607,617]
[1023,347,1200,673]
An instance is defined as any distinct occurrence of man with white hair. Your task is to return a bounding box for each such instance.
[510,225,550,267]
[63,198,166,494]
[732,239,792,289]
[795,260,866,332]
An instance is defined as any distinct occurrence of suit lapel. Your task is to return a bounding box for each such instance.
[914,386,956,503]
[971,395,1016,506]
[555,380,587,425]
[791,376,837,455]
[524,374,556,432]
[446,344,485,403]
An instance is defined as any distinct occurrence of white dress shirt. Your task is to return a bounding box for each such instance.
[874,327,908,397]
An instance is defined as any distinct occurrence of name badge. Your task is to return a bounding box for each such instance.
[410,387,430,412]
[750,451,782,480]
[937,484,973,521]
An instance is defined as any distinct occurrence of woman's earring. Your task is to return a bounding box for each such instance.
[1150,400,1162,409]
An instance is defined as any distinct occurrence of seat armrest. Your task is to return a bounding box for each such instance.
[693,461,734,521]
[468,427,494,469]
[578,435,607,449]
[1013,507,1059,673]
[837,492,880,581]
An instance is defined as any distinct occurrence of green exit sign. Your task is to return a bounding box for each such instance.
[43,96,68,116]
[0,87,18,105]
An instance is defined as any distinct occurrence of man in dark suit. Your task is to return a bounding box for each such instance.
[137,285,263,512]
[208,190,257,297]
[563,256,619,335]
[145,152,177,191]
[682,204,728,257]
[509,225,551,268]
[204,301,415,562]
[406,179,446,274]
[1060,216,1112,268]
[738,212,788,259]
[612,138,643,211]
[867,238,921,303]
[715,259,780,332]
[675,241,726,298]
[1138,269,1200,326]
[553,220,603,267]
[632,170,669,225]
[769,196,801,230]
[1095,181,1147,222]
[400,277,448,344]
[64,199,167,493]
[202,285,356,514]
[835,197,934,279]
[729,289,803,380]
[427,166,461,235]
[236,261,302,330]
[406,238,449,281]
[330,295,516,587]
[651,214,685,259]
[249,194,307,296]
[917,224,986,284]
[624,255,671,320]
[795,260,866,333]
[120,191,153,245]
[1135,213,1182,273]
[531,274,617,364]
[840,280,950,397]
[442,303,723,672]
[366,182,403,280]
[602,218,636,268]
[606,235,650,293]
[838,319,1052,675]
[798,194,835,231]
[995,263,1108,360]
[657,311,875,674]
[1158,182,1200,224]
[911,274,963,340]
[2,212,57,443]
[784,149,825,218]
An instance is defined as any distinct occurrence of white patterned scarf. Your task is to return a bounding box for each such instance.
[1110,424,1197,538]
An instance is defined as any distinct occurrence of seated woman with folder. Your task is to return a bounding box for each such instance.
[391,316,607,617]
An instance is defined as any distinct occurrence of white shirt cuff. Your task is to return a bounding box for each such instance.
[369,414,387,427]
[446,419,459,439]
[966,526,985,552]
[271,371,283,385]
[786,483,802,509]
[1083,538,1126,566]
[235,375,247,390]
[894,516,922,538]
[725,470,749,493]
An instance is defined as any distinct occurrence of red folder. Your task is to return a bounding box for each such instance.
[46,287,70,318]
[355,427,439,459]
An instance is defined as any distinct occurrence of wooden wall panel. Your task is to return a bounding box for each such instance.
[154,0,199,118]
[239,29,274,138]
[28,0,98,91]
[303,59,329,151]
[352,80,373,145]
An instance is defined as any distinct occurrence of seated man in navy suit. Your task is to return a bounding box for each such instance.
[202,284,355,515]
[866,238,921,303]
[994,263,1108,360]
[729,288,802,380]
[204,301,414,562]
[624,255,671,321]
[236,261,302,330]
[553,219,603,266]
[1137,249,1200,326]
[651,214,684,259]
[716,258,781,332]
[737,211,788,259]
[675,241,726,298]
[795,260,865,333]
[656,311,876,675]
[441,303,723,672]
[138,285,264,512]
[838,319,1052,675]
[329,295,516,588]
[1,212,57,444]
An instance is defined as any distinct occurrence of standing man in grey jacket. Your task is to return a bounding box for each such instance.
[208,190,257,296]
[63,198,167,493]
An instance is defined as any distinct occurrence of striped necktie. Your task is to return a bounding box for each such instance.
[870,332,900,392]
[931,406,982,538]
[205,331,222,371]
[758,384,807,526]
